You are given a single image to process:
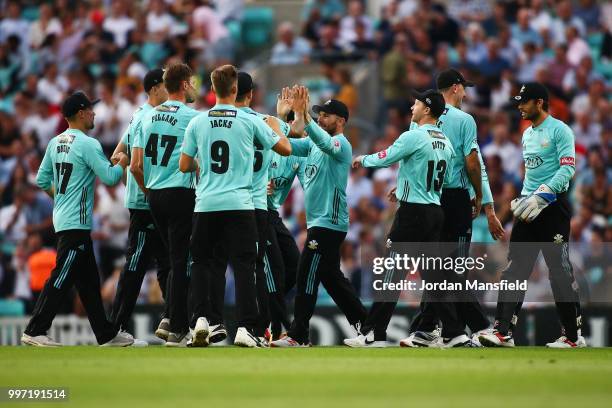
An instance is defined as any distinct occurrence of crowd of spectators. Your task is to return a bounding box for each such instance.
[0,1,610,315]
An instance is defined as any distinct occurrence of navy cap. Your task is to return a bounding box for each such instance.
[412,89,446,118]
[143,68,164,93]
[436,68,474,89]
[312,99,349,121]
[61,92,99,118]
[237,72,254,96]
[512,82,549,103]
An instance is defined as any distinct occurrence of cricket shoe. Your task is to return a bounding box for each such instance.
[469,328,492,347]
[155,318,170,341]
[343,331,386,348]
[101,330,134,347]
[478,329,515,347]
[131,339,149,347]
[209,323,227,344]
[270,335,310,348]
[191,317,210,347]
[21,333,62,347]
[400,328,441,348]
[234,327,267,348]
[165,331,191,347]
[546,335,587,349]
[441,334,481,348]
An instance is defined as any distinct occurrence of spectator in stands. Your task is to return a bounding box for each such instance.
[333,67,358,113]
[512,8,542,48]
[270,22,311,65]
[103,0,136,50]
[302,0,346,22]
[447,0,493,25]
[192,0,235,64]
[25,233,55,308]
[28,3,62,50]
[311,22,343,61]
[0,0,29,50]
[379,33,409,125]
[339,0,374,48]
[36,62,69,107]
[482,122,522,176]
[477,38,511,80]
[551,0,587,45]
[428,3,461,47]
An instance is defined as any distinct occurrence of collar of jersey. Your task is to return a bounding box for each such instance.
[532,114,552,130]
[213,103,236,109]
[64,128,87,137]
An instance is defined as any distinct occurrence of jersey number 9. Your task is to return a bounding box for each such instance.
[211,140,229,174]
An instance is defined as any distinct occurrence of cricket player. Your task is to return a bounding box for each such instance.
[270,86,367,347]
[22,92,134,347]
[109,68,172,341]
[346,90,477,348]
[479,82,584,348]
[203,72,294,344]
[131,63,199,347]
[179,65,291,348]
[402,69,505,347]
[263,88,307,339]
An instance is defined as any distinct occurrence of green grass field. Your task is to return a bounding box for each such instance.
[1,347,611,407]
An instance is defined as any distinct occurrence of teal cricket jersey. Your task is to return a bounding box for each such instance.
[182,103,280,212]
[418,104,494,204]
[239,106,285,210]
[362,123,455,205]
[521,114,576,195]
[134,100,199,190]
[120,102,152,210]
[36,128,124,232]
[289,121,351,232]
[267,153,306,210]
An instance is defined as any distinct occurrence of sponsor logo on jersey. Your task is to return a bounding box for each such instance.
[305,164,318,178]
[524,156,544,169]
[427,129,445,139]
[308,240,318,250]
[378,150,387,159]
[560,156,575,166]
[208,109,237,117]
[271,161,278,169]
[155,104,179,113]
[553,234,564,244]
[58,134,76,144]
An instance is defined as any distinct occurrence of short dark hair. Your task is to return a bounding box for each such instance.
[211,65,238,98]
[163,63,193,94]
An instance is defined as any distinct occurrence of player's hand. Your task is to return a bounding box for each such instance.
[267,180,274,196]
[276,87,293,119]
[484,206,504,240]
[512,184,556,223]
[116,152,129,169]
[388,186,397,202]
[292,85,309,114]
[352,155,364,168]
[471,196,482,219]
[110,153,121,165]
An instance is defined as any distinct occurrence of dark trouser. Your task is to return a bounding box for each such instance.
[205,209,270,337]
[25,230,116,344]
[265,209,300,338]
[361,202,466,340]
[189,210,259,330]
[110,209,171,331]
[148,188,195,334]
[287,227,366,344]
[494,193,581,341]
[410,188,490,334]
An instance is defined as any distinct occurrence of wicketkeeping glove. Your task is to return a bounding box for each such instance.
[511,184,556,223]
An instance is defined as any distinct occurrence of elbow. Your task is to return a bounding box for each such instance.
[179,155,193,173]
[179,162,190,173]
[274,139,292,156]
[129,160,140,176]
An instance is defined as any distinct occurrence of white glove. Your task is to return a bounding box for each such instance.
[512,184,556,223]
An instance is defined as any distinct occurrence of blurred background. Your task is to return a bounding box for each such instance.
[0,0,610,340]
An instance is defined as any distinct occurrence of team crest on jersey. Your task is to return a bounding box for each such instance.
[156,105,179,113]
[378,151,387,159]
[308,240,318,250]
[541,138,550,148]
[208,109,237,117]
[524,156,544,169]
[305,164,318,178]
[272,177,289,188]
[553,234,564,244]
